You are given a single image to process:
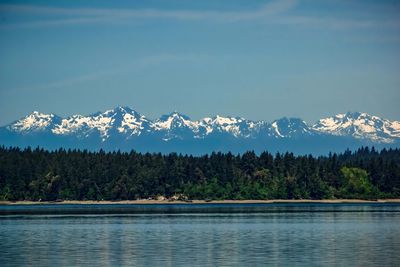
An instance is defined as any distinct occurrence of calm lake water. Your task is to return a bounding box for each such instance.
[1,203,400,266]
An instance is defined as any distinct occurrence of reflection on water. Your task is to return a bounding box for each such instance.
[1,204,400,266]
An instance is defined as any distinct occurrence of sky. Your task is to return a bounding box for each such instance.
[0,0,399,125]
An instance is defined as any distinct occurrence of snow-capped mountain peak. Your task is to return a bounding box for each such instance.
[103,106,150,136]
[313,112,400,143]
[268,117,313,138]
[52,106,150,140]
[9,111,60,133]
[153,112,197,131]
[151,112,201,141]
[3,108,399,147]
[203,115,250,137]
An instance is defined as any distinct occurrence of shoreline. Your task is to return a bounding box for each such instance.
[1,199,400,205]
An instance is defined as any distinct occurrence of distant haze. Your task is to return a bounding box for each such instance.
[0,0,399,125]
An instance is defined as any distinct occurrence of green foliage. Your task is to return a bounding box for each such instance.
[27,172,61,201]
[339,167,378,199]
[0,146,399,201]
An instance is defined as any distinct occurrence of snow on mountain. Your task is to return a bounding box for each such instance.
[152,112,200,140]
[152,113,258,140]
[313,112,400,143]
[52,115,93,136]
[266,118,314,138]
[197,115,259,138]
[386,121,400,138]
[53,107,151,141]
[3,108,399,144]
[106,106,152,137]
[8,111,61,133]
[153,112,198,131]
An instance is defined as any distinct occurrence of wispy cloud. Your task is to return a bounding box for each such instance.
[4,53,206,92]
[0,0,398,30]
[275,15,400,30]
[0,0,298,28]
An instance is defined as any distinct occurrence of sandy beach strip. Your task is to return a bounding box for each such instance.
[1,199,400,205]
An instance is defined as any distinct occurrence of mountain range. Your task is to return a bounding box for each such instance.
[1,106,399,154]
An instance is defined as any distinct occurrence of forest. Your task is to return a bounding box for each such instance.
[0,146,399,201]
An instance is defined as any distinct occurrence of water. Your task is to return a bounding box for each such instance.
[1,203,400,266]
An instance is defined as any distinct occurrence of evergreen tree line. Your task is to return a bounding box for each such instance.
[0,146,399,201]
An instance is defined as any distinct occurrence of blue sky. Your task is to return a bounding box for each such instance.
[0,0,399,125]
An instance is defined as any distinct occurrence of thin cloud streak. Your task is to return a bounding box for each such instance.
[1,0,298,18]
[0,0,398,30]
[3,53,207,92]
[275,15,400,30]
[0,0,298,28]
